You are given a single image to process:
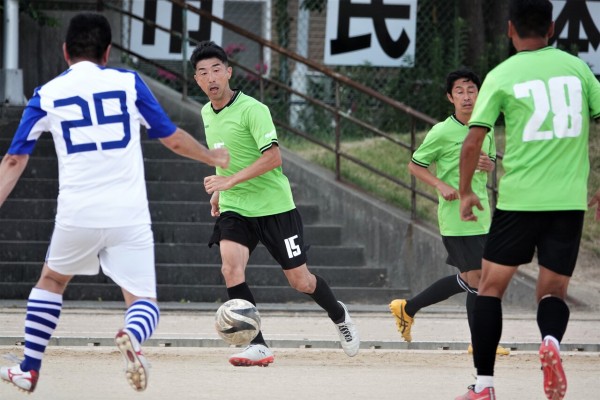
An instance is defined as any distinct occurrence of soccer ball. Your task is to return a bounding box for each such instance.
[215,299,261,345]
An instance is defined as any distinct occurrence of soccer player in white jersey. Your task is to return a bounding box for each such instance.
[0,13,229,393]
[456,1,600,399]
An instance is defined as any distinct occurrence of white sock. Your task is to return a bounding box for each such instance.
[543,335,560,351]
[475,375,494,393]
[125,300,159,344]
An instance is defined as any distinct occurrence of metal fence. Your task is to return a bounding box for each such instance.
[5,0,557,222]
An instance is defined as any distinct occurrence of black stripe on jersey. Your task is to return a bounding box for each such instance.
[260,140,279,153]
[411,158,429,168]
[450,113,464,126]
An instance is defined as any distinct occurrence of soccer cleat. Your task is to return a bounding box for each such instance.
[389,299,414,342]
[0,364,39,393]
[115,329,149,391]
[229,344,274,367]
[335,301,360,357]
[540,338,567,400]
[467,344,511,356]
[455,385,496,400]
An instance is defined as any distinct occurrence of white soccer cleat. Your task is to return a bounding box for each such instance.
[0,364,39,393]
[115,329,149,391]
[228,344,274,367]
[335,301,360,357]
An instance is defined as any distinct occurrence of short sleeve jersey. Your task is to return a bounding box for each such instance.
[470,47,600,211]
[412,114,496,236]
[202,91,295,217]
[8,61,176,227]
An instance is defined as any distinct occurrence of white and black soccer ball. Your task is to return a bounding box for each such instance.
[215,299,261,345]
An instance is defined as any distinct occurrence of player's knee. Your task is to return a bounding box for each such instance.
[288,277,314,293]
[221,264,244,282]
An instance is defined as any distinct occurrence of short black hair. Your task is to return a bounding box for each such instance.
[189,41,229,69]
[65,13,112,62]
[509,0,553,38]
[446,69,481,95]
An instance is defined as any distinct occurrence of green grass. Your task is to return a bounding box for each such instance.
[284,123,600,257]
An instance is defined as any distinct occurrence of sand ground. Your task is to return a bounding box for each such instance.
[1,306,599,400]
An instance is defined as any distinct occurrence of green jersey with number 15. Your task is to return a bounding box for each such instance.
[470,46,600,211]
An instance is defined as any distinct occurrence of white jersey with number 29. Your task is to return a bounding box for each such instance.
[8,61,176,228]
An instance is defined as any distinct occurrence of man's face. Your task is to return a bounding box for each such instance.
[193,57,232,102]
[447,78,478,116]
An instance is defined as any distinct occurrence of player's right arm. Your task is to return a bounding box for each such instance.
[0,154,29,208]
[408,161,458,201]
[209,191,220,217]
[160,128,229,168]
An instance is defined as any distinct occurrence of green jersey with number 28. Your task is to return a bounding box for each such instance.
[470,46,600,211]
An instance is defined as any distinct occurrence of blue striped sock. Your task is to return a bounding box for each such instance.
[124,300,159,344]
[20,288,63,372]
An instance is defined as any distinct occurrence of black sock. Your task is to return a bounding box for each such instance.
[466,290,477,339]
[472,296,502,376]
[404,274,464,317]
[465,290,478,368]
[537,296,570,342]
[307,275,345,323]
[227,282,267,346]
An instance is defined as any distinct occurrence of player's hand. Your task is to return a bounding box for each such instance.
[204,175,233,194]
[477,152,494,172]
[588,187,600,221]
[460,191,484,221]
[435,182,459,201]
[209,148,230,168]
[209,191,220,217]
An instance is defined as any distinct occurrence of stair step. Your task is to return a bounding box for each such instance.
[0,282,409,303]
[0,263,387,287]
[10,179,213,201]
[0,104,389,304]
[0,138,191,160]
[0,241,365,266]
[0,219,342,245]
[20,157,215,181]
[0,199,321,225]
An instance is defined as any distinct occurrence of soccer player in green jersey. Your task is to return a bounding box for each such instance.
[457,1,600,399]
[190,41,359,367]
[390,70,509,356]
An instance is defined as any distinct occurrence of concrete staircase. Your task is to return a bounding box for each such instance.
[0,115,406,304]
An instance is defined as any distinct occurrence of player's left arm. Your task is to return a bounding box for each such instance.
[477,129,496,172]
[584,68,600,221]
[0,154,29,208]
[588,188,600,222]
[459,126,487,221]
[204,145,281,194]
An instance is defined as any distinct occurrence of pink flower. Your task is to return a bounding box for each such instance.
[254,63,268,74]
[224,43,246,57]
[157,68,177,81]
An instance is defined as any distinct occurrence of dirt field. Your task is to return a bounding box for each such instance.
[1,346,598,400]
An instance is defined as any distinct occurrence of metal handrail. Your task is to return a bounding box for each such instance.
[99,0,500,218]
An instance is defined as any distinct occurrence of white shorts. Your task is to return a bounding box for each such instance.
[46,223,156,298]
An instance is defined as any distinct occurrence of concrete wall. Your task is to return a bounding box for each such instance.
[3,4,567,311]
[281,148,463,303]
[1,2,122,97]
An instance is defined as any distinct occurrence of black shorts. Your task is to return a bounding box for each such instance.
[441,234,486,273]
[483,209,584,277]
[208,209,308,270]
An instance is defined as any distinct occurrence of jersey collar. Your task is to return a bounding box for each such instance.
[450,113,466,126]
[212,90,241,114]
